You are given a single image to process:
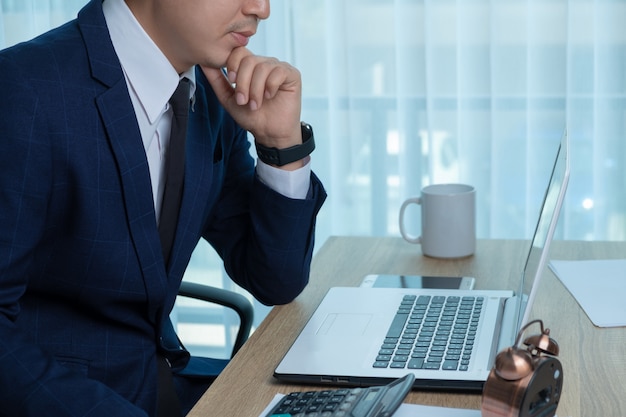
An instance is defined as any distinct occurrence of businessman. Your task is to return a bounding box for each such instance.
[0,0,326,416]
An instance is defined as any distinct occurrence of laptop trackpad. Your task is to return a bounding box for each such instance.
[317,313,373,336]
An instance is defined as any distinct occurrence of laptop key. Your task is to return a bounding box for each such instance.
[407,358,424,369]
[386,313,409,338]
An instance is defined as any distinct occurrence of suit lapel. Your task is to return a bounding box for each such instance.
[78,0,168,323]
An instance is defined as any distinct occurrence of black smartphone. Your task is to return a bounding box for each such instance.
[360,274,475,290]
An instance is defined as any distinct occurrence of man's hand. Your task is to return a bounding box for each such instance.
[202,47,303,153]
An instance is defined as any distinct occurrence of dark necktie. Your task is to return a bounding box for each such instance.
[159,78,190,268]
[156,79,189,417]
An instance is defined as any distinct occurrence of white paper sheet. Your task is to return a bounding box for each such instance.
[549,259,626,328]
[259,393,481,417]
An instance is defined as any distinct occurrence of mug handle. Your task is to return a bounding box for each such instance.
[399,197,422,244]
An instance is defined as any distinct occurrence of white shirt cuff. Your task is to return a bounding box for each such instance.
[255,157,312,200]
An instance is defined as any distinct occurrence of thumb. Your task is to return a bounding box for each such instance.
[202,66,236,109]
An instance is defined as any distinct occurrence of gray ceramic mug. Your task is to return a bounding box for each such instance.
[399,183,476,258]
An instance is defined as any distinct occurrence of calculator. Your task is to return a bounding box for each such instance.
[264,373,415,417]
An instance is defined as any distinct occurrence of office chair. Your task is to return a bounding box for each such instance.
[170,281,254,378]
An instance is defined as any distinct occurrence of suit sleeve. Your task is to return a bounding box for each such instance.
[202,118,327,306]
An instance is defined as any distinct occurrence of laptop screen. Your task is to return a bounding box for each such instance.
[516,130,570,330]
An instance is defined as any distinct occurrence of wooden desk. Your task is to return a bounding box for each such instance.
[189,237,626,417]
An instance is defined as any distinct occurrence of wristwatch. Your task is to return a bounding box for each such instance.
[255,122,315,166]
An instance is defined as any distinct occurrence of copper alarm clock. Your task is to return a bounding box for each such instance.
[482,319,563,417]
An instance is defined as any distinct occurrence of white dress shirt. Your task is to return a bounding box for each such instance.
[102,0,311,222]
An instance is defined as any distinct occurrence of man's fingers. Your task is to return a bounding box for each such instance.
[263,65,294,100]
[228,52,297,111]
[245,60,284,110]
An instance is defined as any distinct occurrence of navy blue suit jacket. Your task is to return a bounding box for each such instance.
[0,1,326,415]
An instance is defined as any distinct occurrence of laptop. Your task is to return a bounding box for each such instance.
[274,130,570,391]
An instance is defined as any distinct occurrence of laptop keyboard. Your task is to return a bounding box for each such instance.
[373,295,483,371]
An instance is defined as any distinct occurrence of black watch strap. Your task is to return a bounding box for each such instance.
[255,122,315,166]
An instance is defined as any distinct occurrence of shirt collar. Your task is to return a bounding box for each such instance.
[103,0,196,124]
